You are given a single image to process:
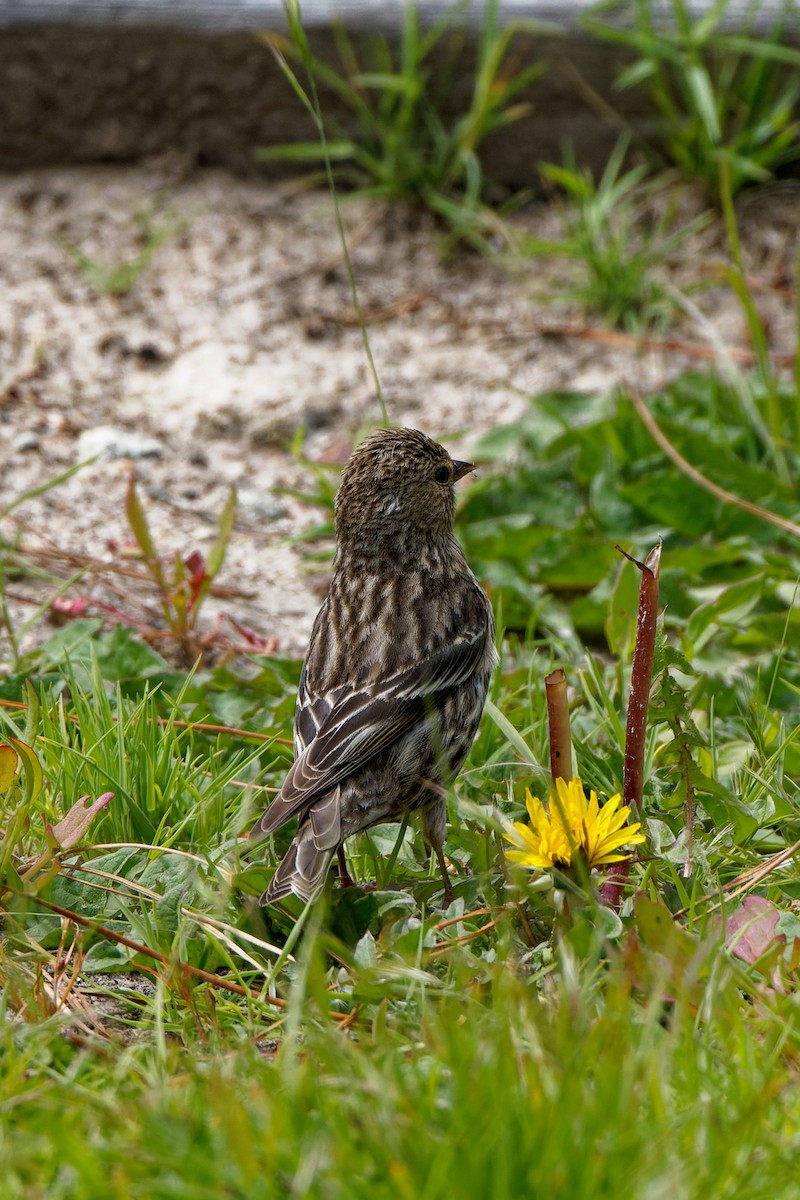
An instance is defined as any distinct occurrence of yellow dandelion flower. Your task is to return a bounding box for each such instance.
[504,776,646,871]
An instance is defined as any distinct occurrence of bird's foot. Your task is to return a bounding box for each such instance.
[336,847,362,890]
[433,844,456,908]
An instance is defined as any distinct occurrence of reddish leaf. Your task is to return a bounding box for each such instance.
[184,550,207,583]
[225,614,278,652]
[726,896,782,965]
[48,792,114,850]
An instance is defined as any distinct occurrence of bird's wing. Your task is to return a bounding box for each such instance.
[251,624,490,838]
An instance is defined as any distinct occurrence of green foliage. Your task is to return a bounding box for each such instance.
[1,943,799,1199]
[3,5,800,1188]
[259,0,546,247]
[526,138,710,330]
[585,0,800,203]
[457,377,799,671]
[1,358,799,1190]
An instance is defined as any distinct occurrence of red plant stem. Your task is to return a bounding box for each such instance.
[23,894,287,1008]
[545,668,572,784]
[601,541,661,910]
[0,700,294,749]
[622,541,661,821]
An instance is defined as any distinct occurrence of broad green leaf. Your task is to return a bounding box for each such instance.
[685,575,766,651]
[8,737,43,806]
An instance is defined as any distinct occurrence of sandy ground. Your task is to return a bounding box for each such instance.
[2,164,798,665]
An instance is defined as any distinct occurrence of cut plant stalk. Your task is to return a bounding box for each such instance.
[543,667,582,886]
[545,668,572,783]
[600,540,661,910]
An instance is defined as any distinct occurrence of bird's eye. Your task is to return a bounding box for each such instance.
[433,465,451,484]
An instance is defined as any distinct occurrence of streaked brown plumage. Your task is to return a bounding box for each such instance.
[250,427,496,905]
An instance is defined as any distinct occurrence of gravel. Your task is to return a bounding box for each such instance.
[2,163,797,665]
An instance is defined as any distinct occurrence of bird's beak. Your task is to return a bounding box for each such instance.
[452,460,475,482]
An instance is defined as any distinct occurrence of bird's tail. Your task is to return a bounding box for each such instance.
[259,792,341,905]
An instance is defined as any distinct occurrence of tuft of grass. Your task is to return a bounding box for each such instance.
[523,137,710,330]
[258,0,548,248]
[585,0,800,204]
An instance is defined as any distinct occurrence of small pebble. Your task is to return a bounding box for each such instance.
[76,425,165,462]
[13,430,40,452]
[237,488,288,522]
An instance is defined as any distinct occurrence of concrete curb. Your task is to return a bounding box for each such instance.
[0,2,787,30]
[0,2,795,177]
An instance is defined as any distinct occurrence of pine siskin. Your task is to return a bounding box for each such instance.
[250,427,496,905]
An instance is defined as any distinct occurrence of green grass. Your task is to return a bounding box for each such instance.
[585,0,800,204]
[1,362,799,1194]
[3,2,800,1191]
[523,139,711,331]
[2,942,799,1199]
[58,195,190,297]
[258,0,546,250]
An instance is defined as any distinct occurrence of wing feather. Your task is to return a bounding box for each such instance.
[252,625,489,838]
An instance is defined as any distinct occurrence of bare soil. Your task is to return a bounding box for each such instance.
[2,164,798,666]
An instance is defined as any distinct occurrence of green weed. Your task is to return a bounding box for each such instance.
[585,0,800,204]
[258,0,547,248]
[122,477,237,667]
[524,137,710,330]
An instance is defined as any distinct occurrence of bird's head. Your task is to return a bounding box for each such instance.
[334,427,474,557]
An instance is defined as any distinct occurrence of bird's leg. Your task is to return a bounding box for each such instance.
[419,796,454,906]
[337,846,357,889]
[433,843,455,907]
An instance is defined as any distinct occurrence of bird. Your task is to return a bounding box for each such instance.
[250,426,497,906]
